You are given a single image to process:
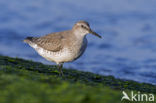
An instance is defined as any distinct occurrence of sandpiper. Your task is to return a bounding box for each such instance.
[24,21,101,76]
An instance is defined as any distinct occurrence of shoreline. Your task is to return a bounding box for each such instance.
[0,55,155,103]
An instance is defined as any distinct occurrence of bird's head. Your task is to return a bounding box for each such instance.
[73,21,102,38]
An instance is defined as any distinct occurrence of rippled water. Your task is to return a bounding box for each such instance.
[0,0,156,85]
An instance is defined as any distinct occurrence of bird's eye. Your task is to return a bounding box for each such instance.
[81,25,84,28]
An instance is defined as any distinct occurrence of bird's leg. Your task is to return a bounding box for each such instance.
[57,63,64,76]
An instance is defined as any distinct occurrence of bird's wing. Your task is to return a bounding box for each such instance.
[25,32,66,52]
[36,32,65,52]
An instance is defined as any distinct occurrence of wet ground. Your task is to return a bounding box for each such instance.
[0,0,156,85]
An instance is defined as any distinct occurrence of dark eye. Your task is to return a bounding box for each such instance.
[81,25,84,28]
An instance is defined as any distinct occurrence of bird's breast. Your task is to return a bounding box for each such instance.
[66,37,88,61]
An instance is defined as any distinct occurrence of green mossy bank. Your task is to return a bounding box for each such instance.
[0,55,155,103]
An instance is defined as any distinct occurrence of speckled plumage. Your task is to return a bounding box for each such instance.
[24,20,101,76]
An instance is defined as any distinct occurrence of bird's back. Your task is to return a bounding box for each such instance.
[24,30,72,52]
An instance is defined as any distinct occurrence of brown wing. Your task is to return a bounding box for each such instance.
[24,32,66,52]
[35,32,65,52]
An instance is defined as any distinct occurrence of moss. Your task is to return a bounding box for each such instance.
[0,55,155,103]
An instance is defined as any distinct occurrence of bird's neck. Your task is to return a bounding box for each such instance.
[72,30,87,40]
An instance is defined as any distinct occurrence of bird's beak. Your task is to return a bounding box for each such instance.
[89,29,102,38]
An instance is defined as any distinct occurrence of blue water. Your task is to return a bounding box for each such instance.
[0,0,156,85]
